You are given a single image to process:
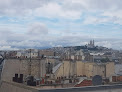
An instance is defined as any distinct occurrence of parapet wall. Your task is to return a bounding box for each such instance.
[38,84,122,92]
[0,81,38,92]
[1,81,122,92]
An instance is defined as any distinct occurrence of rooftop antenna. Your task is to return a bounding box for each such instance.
[29,49,31,75]
[38,50,41,78]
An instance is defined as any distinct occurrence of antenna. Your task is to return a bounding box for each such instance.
[38,50,41,78]
[29,49,31,75]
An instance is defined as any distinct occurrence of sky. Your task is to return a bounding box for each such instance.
[0,0,122,50]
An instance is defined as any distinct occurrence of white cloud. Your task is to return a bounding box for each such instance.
[0,0,122,50]
[34,2,82,19]
[0,0,50,16]
[27,22,48,36]
[96,41,112,48]
[102,10,122,24]
[0,0,122,21]
[0,27,122,50]
[84,16,103,24]
[0,46,18,50]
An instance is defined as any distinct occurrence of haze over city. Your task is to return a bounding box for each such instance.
[0,0,122,50]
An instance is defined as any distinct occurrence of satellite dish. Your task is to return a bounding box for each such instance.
[92,75,102,86]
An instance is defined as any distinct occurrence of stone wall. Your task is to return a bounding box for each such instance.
[1,59,46,82]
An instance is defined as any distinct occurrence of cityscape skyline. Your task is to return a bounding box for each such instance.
[0,0,122,50]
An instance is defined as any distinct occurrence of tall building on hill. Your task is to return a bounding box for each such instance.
[87,40,95,48]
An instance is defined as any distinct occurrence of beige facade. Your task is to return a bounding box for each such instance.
[54,61,76,78]
[106,62,115,77]
[76,61,85,76]
[1,59,46,82]
[77,62,115,78]
[1,59,115,83]
[54,61,115,78]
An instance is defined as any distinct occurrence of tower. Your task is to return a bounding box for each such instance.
[90,40,92,45]
[93,40,94,46]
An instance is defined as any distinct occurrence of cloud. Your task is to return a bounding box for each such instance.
[102,10,122,25]
[0,0,83,19]
[0,0,122,50]
[0,0,50,16]
[0,0,122,21]
[95,39,122,50]
[83,16,109,25]
[95,41,112,48]
[0,27,122,50]
[34,2,82,19]
[0,22,121,50]
[27,22,48,36]
[0,46,18,50]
